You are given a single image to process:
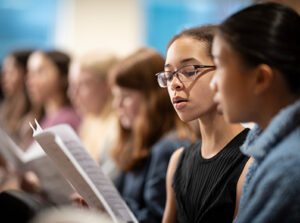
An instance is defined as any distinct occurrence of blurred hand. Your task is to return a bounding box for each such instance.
[0,169,20,191]
[70,192,89,208]
[20,171,41,193]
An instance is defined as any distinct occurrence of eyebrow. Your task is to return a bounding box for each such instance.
[180,57,199,64]
[164,57,200,68]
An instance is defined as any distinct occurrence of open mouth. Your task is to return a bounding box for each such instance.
[173,97,188,109]
[174,99,188,104]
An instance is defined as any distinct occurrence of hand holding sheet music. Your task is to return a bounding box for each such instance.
[0,125,73,204]
[30,120,138,223]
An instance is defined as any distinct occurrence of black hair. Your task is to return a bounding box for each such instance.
[44,50,70,77]
[218,2,300,95]
[10,50,33,73]
[44,50,71,105]
[167,25,218,57]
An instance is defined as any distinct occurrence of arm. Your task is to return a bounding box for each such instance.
[234,157,254,219]
[162,148,184,223]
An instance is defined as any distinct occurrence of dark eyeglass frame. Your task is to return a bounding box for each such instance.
[155,64,216,88]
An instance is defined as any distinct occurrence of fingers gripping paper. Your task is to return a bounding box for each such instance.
[0,125,73,204]
[30,120,138,223]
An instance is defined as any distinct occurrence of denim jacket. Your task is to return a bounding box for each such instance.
[235,99,300,223]
[115,131,190,223]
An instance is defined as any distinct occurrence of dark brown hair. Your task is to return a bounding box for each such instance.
[110,48,193,171]
[167,25,218,57]
[0,50,32,136]
[44,50,71,105]
[218,2,300,95]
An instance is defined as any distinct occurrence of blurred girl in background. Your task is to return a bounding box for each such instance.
[110,48,196,223]
[26,50,80,131]
[0,50,33,189]
[0,50,32,146]
[68,52,119,180]
[16,50,81,203]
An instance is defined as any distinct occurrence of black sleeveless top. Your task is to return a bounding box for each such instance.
[173,129,249,223]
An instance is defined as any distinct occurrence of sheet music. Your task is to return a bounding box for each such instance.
[32,122,138,223]
[0,124,49,166]
[21,142,46,163]
[0,125,73,204]
[0,127,25,168]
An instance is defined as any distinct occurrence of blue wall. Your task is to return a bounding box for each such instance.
[142,0,252,55]
[0,0,58,62]
[0,0,253,62]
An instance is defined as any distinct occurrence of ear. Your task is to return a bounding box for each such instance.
[253,64,274,95]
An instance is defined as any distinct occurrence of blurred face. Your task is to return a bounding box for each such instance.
[77,69,109,115]
[68,61,81,113]
[112,85,143,130]
[210,35,255,123]
[1,56,24,97]
[166,37,216,122]
[26,52,62,105]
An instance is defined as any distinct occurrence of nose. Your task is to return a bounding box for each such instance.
[209,73,218,92]
[113,95,122,111]
[169,74,183,90]
[26,72,37,90]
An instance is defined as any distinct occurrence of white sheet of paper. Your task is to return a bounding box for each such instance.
[32,122,138,223]
[0,125,74,204]
[0,127,25,167]
[0,126,48,165]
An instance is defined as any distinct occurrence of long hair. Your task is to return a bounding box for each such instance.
[218,2,300,95]
[78,52,118,117]
[0,50,32,137]
[43,50,71,106]
[110,48,192,171]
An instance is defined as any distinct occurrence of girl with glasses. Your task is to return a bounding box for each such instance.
[161,25,252,223]
[210,3,300,222]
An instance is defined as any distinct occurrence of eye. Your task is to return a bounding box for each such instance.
[180,66,195,77]
[164,71,173,81]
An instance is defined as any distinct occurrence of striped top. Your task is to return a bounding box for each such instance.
[173,129,249,223]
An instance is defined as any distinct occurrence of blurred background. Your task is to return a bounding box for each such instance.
[1,0,300,62]
[0,0,253,62]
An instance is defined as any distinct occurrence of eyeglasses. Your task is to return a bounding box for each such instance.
[156,64,216,88]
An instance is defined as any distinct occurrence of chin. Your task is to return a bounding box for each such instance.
[120,119,132,130]
[29,97,41,105]
[216,108,223,115]
[177,112,197,123]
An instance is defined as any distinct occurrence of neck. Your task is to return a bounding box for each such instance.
[91,94,112,117]
[256,95,298,130]
[198,110,245,159]
[44,93,67,116]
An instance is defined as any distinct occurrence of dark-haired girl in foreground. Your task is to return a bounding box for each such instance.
[210,2,300,222]
[159,25,252,223]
